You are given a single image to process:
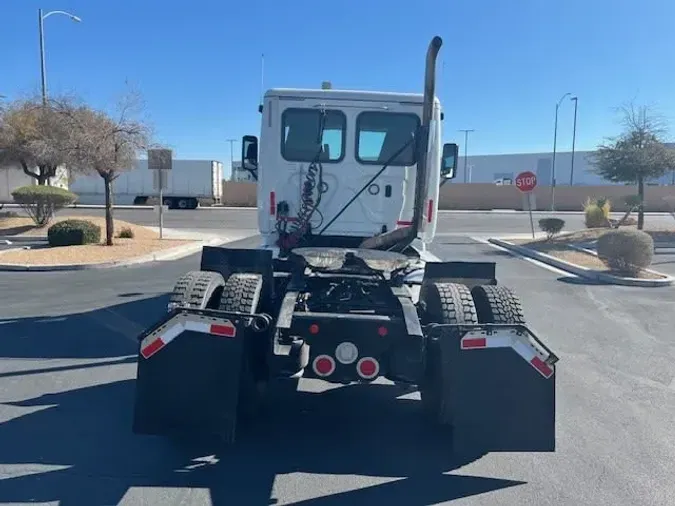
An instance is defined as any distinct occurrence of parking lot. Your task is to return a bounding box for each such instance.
[1,209,674,505]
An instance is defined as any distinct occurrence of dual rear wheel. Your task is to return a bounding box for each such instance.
[168,270,266,423]
[418,282,525,425]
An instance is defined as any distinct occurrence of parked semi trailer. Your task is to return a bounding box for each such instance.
[0,163,69,203]
[68,159,223,209]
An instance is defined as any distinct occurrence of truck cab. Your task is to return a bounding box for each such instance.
[241,87,458,253]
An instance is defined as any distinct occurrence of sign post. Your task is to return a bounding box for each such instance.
[515,170,537,239]
[148,149,173,239]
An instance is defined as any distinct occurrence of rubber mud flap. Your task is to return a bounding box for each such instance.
[439,327,556,453]
[132,319,245,444]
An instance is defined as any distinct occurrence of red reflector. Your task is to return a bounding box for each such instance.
[462,337,486,349]
[377,326,388,337]
[270,191,276,215]
[210,323,236,337]
[427,199,433,223]
[531,355,554,378]
[358,358,379,378]
[396,220,412,226]
[141,337,164,359]
[309,323,320,334]
[314,356,334,376]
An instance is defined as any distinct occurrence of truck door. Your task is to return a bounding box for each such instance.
[272,98,420,239]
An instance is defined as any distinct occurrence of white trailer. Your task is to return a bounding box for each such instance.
[68,159,223,209]
[0,163,69,203]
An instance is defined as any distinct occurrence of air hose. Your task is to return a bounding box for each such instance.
[277,110,327,251]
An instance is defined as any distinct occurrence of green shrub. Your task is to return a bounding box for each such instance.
[11,185,77,226]
[118,226,134,238]
[584,197,611,228]
[538,217,565,239]
[596,229,654,275]
[48,219,101,247]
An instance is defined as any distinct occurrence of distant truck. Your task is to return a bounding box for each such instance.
[68,159,223,209]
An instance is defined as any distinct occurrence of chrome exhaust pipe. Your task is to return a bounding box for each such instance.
[359,36,442,251]
[409,35,442,242]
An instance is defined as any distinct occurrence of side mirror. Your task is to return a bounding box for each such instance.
[241,135,259,180]
[440,142,458,185]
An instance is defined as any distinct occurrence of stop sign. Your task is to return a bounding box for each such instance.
[515,171,537,193]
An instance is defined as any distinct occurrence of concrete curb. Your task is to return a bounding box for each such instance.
[0,237,230,272]
[0,235,47,243]
[489,237,674,287]
[567,243,673,280]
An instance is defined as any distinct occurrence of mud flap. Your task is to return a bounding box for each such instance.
[132,309,263,443]
[433,324,558,453]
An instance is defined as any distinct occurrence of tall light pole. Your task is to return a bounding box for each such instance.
[38,8,81,105]
[551,92,571,210]
[569,96,578,186]
[226,139,237,180]
[458,129,475,183]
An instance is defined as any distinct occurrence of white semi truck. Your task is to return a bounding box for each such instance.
[67,159,223,209]
[131,35,559,458]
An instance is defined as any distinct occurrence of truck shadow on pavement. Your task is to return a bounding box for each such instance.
[0,294,169,360]
[0,295,525,505]
[0,378,525,506]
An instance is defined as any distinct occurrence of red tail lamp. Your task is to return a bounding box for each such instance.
[356,357,380,380]
[312,355,335,377]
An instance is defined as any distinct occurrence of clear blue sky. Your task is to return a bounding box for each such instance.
[3,0,675,177]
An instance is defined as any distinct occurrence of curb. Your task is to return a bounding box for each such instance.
[0,237,230,272]
[0,235,47,243]
[489,237,674,287]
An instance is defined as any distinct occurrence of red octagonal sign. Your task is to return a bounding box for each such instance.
[515,171,537,193]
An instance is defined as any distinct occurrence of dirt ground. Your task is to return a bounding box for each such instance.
[0,214,194,266]
[0,214,158,239]
[515,226,675,247]
[509,226,670,280]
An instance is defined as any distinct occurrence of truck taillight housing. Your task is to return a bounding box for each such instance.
[270,191,276,215]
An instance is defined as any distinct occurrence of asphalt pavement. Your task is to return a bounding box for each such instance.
[52,206,675,238]
[1,213,675,505]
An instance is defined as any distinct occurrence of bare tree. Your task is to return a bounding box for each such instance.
[0,95,79,185]
[591,102,675,230]
[64,91,152,245]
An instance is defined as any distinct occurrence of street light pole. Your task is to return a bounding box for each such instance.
[226,139,236,180]
[458,129,474,183]
[569,96,578,186]
[551,92,571,211]
[38,9,47,105]
[38,8,81,105]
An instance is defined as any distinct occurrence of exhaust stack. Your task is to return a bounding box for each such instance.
[360,35,443,251]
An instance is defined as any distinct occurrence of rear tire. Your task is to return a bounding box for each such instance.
[419,282,477,425]
[218,273,266,425]
[470,285,525,324]
[168,271,225,311]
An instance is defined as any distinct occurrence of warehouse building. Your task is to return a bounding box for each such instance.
[230,161,256,182]
[456,145,675,186]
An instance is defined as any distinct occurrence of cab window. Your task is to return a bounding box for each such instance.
[281,108,346,163]
[356,111,420,166]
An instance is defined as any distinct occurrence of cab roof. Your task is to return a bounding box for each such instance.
[265,88,440,106]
